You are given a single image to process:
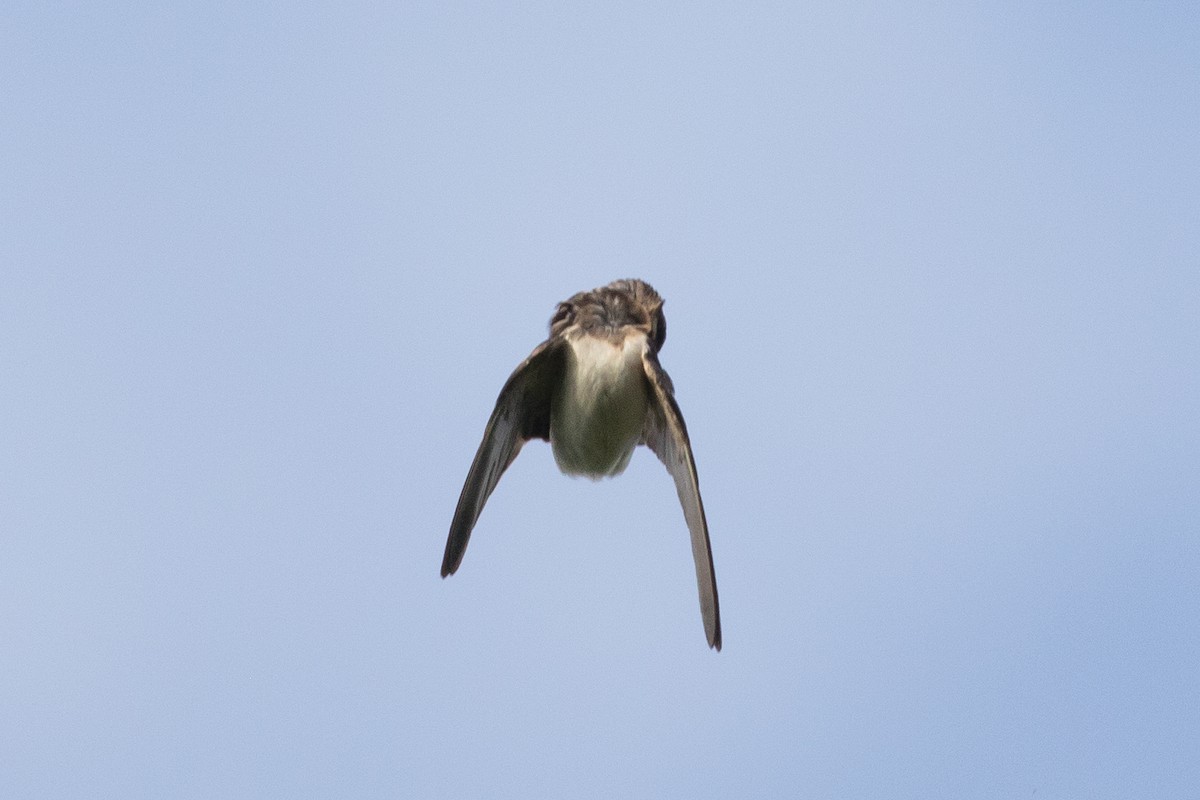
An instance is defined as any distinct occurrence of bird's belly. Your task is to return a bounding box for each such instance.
[550,335,648,479]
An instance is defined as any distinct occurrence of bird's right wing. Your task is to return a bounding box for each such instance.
[640,345,722,650]
[441,337,566,577]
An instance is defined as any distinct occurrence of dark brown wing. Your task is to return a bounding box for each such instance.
[640,346,722,650]
[441,337,566,577]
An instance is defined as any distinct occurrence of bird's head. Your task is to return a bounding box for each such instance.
[549,278,666,352]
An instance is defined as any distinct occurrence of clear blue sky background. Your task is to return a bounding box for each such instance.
[3,3,1197,798]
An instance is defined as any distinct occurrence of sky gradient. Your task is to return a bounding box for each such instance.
[3,3,1198,798]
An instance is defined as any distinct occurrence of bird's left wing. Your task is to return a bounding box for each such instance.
[641,345,722,650]
[441,337,566,577]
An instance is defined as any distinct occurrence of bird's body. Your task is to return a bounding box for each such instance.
[440,279,722,650]
[551,330,649,478]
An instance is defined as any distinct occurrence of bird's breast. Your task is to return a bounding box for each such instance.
[550,332,649,479]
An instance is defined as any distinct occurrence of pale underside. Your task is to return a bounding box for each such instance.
[550,331,649,479]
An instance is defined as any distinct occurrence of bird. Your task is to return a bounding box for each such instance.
[440,278,722,650]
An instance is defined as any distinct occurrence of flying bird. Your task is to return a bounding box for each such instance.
[441,279,721,650]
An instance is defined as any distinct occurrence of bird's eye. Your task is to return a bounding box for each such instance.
[551,303,573,330]
[651,308,667,351]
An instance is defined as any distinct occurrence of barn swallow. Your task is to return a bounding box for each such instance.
[441,279,721,650]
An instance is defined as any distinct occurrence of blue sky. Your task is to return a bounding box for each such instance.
[3,3,1198,797]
